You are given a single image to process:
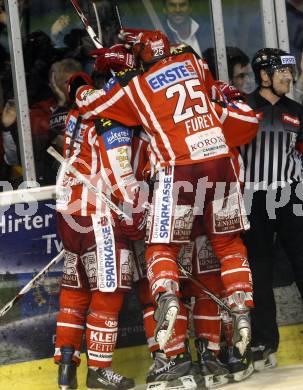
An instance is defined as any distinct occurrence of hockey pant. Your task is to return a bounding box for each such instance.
[55,213,132,368]
[146,159,253,311]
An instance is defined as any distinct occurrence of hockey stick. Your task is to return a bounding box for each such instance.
[69,0,116,77]
[0,250,64,318]
[142,0,165,31]
[70,0,103,49]
[177,261,232,314]
[114,0,123,29]
[92,1,102,45]
[47,146,130,221]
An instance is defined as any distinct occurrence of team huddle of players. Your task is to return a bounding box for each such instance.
[54,28,260,390]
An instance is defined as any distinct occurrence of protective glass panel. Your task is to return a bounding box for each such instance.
[286,0,303,103]
[0,0,19,191]
[1,0,217,191]
[118,0,215,63]
[221,0,263,93]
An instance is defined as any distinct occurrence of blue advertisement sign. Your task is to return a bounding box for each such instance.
[0,200,145,365]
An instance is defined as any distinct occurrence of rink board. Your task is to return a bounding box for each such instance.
[0,324,302,390]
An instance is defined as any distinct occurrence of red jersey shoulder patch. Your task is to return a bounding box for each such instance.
[282,113,300,127]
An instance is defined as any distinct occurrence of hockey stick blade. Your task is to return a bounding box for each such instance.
[0,250,64,318]
[47,146,130,221]
[70,0,103,49]
[178,262,232,314]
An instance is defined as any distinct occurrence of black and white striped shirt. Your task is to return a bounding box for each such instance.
[241,91,303,189]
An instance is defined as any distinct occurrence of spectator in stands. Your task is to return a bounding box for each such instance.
[45,58,83,184]
[203,46,255,95]
[62,28,95,72]
[286,0,303,64]
[0,119,9,183]
[286,1,303,103]
[226,47,256,95]
[0,30,64,186]
[161,0,210,57]
[51,14,71,48]
[23,30,62,106]
[0,99,22,188]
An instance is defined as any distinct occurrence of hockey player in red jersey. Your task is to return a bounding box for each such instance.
[54,66,149,390]
[136,145,253,387]
[74,30,258,374]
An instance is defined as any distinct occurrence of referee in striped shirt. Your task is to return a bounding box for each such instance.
[240,48,303,368]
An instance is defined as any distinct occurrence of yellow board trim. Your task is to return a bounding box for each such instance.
[0,324,302,390]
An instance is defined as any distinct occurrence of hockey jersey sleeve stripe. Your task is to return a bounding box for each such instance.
[123,84,167,165]
[208,99,224,123]
[133,77,176,163]
[89,129,99,174]
[123,84,150,128]
[81,185,88,216]
[100,164,113,194]
[218,106,228,123]
[81,89,125,121]
[229,110,259,123]
[197,58,206,80]
[124,83,166,165]
[193,56,203,80]
[139,130,151,143]
[132,139,142,176]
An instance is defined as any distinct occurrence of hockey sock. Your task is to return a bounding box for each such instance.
[193,296,221,352]
[55,288,91,365]
[146,244,180,299]
[86,311,119,368]
[164,300,189,357]
[86,291,124,368]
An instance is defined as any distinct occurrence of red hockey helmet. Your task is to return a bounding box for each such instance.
[132,30,170,64]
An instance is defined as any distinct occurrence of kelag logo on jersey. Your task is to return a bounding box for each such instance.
[146,61,197,91]
[103,128,132,150]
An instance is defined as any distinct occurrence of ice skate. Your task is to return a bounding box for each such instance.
[146,351,192,383]
[147,351,170,382]
[57,346,78,390]
[146,351,202,389]
[230,292,251,356]
[154,292,180,350]
[225,345,254,382]
[195,339,229,388]
[251,345,277,371]
[86,367,135,390]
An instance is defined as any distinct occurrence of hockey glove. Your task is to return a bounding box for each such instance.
[90,44,136,75]
[214,80,244,102]
[67,72,93,103]
[118,28,154,49]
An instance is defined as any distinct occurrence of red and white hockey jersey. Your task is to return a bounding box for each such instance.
[56,107,149,216]
[56,108,104,216]
[76,51,258,169]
